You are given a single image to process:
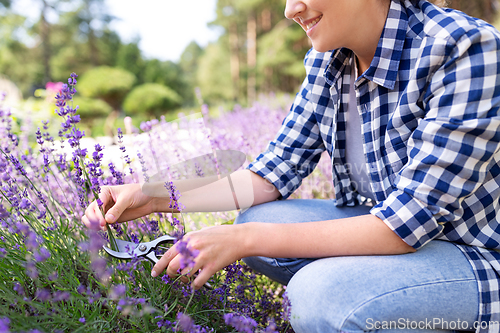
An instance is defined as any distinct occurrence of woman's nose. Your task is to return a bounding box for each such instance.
[284,0,306,19]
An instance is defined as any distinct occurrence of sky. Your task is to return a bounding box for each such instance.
[11,0,222,62]
[104,0,221,61]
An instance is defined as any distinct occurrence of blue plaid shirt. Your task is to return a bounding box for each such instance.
[249,0,500,330]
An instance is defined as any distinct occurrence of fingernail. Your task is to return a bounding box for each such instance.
[151,270,157,278]
[105,213,115,222]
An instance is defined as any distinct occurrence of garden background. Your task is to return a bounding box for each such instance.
[0,0,498,332]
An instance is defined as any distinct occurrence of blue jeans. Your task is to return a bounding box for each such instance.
[234,199,479,333]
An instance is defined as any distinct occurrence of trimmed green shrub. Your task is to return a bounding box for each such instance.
[73,96,113,119]
[123,83,182,118]
[77,66,136,109]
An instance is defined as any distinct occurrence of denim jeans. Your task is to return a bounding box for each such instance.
[234,199,479,333]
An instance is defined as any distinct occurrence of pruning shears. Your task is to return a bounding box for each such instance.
[103,235,213,289]
[103,234,176,264]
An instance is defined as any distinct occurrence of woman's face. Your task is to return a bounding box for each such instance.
[284,0,361,52]
[285,0,390,55]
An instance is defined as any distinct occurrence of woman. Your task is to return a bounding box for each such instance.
[83,0,500,331]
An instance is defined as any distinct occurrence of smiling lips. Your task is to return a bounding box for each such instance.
[302,15,323,32]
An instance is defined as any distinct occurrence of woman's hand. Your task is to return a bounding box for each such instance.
[151,224,248,290]
[81,184,157,229]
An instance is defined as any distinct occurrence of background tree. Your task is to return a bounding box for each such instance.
[0,0,498,112]
[178,41,204,105]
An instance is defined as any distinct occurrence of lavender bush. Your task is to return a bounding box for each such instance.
[0,75,333,332]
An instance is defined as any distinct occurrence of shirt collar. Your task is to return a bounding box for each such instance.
[324,0,408,90]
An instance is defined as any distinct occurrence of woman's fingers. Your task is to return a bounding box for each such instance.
[152,245,179,278]
[193,267,214,290]
[151,226,242,289]
[81,186,114,229]
[82,200,105,229]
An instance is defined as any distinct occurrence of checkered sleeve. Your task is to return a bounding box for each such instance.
[371,26,500,249]
[248,51,327,199]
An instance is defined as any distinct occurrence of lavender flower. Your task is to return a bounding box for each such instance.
[117,128,134,177]
[0,317,10,333]
[281,291,292,322]
[174,312,207,333]
[8,155,26,176]
[130,233,139,244]
[108,162,124,185]
[176,237,199,271]
[137,152,149,182]
[35,288,51,302]
[224,313,258,333]
[13,283,24,296]
[140,121,153,132]
[263,321,278,333]
[157,319,172,329]
[109,284,127,299]
[33,247,51,262]
[164,181,184,211]
[86,144,105,192]
[77,284,86,295]
[79,317,86,323]
[52,291,70,302]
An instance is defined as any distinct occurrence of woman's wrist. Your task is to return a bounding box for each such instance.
[233,222,261,259]
[151,196,179,214]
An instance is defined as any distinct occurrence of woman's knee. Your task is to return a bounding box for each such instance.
[234,205,264,225]
[285,248,479,333]
[286,260,348,333]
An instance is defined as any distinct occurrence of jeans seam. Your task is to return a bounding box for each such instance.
[339,277,478,332]
[274,258,296,276]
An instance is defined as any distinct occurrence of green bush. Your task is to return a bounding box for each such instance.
[73,96,113,120]
[78,66,136,109]
[123,83,182,118]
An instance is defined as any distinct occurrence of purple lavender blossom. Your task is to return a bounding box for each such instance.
[35,288,51,302]
[110,284,127,299]
[140,121,153,132]
[164,181,184,211]
[108,162,124,185]
[137,152,149,182]
[77,284,86,295]
[0,248,5,259]
[223,313,258,333]
[111,223,124,237]
[174,312,207,333]
[157,319,172,329]
[0,317,10,333]
[8,155,26,176]
[24,232,39,252]
[117,128,134,177]
[263,321,278,333]
[281,291,292,322]
[79,317,86,323]
[33,247,51,262]
[52,291,70,302]
[86,144,104,192]
[175,238,199,271]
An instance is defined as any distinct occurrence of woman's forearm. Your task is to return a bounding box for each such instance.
[151,170,280,213]
[239,214,415,259]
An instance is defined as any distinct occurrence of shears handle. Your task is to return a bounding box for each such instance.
[145,251,161,264]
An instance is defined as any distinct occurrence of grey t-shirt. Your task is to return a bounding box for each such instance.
[345,61,376,201]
